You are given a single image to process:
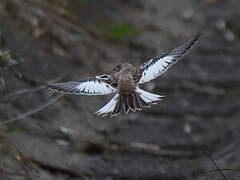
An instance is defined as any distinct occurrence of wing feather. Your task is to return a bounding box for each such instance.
[137,32,201,84]
[46,74,116,96]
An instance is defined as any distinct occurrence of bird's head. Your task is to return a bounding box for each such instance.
[113,64,123,72]
[113,63,133,72]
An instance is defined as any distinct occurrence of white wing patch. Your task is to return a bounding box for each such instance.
[47,74,116,96]
[135,86,164,103]
[138,56,174,84]
[76,79,115,95]
[95,93,118,117]
[138,32,201,84]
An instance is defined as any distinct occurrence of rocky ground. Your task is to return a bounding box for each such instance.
[0,0,240,179]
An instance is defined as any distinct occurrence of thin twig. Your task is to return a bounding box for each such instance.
[208,168,240,173]
[0,169,26,177]
[0,64,16,72]
[0,138,33,178]
[3,86,44,100]
[29,157,87,178]
[205,150,228,180]
[0,95,64,126]
[3,77,62,101]
[1,133,86,178]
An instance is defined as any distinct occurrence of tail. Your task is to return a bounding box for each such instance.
[95,87,164,117]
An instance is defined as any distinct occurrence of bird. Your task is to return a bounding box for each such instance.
[46,32,201,117]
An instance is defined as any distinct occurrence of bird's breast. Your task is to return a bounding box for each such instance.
[117,73,136,95]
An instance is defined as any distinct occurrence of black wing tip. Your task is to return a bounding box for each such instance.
[44,82,61,90]
[186,31,202,51]
[43,80,64,87]
[192,31,202,42]
[44,82,70,93]
[44,82,54,88]
[195,31,202,37]
[45,83,63,93]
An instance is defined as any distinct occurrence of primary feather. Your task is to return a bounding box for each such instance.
[46,74,116,96]
[138,32,201,84]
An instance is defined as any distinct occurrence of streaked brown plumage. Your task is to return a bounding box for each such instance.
[46,32,201,117]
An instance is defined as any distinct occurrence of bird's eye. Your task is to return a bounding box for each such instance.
[117,64,122,69]
[113,64,122,72]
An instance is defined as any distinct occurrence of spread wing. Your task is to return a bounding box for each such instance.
[46,74,116,96]
[137,32,201,84]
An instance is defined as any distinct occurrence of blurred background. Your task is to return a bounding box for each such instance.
[0,0,240,179]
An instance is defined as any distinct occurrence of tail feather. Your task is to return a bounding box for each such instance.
[136,95,149,107]
[95,94,118,117]
[112,97,121,116]
[95,87,164,117]
[128,95,135,112]
[136,87,164,104]
[133,95,142,110]
[123,95,129,113]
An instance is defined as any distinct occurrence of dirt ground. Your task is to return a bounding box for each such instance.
[0,0,240,179]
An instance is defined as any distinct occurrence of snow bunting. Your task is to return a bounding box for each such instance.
[46,32,201,117]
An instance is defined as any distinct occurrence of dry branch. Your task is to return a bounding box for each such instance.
[28,157,88,178]
[0,169,26,177]
[0,95,64,126]
[2,77,62,101]
[205,151,228,180]
[0,138,33,178]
